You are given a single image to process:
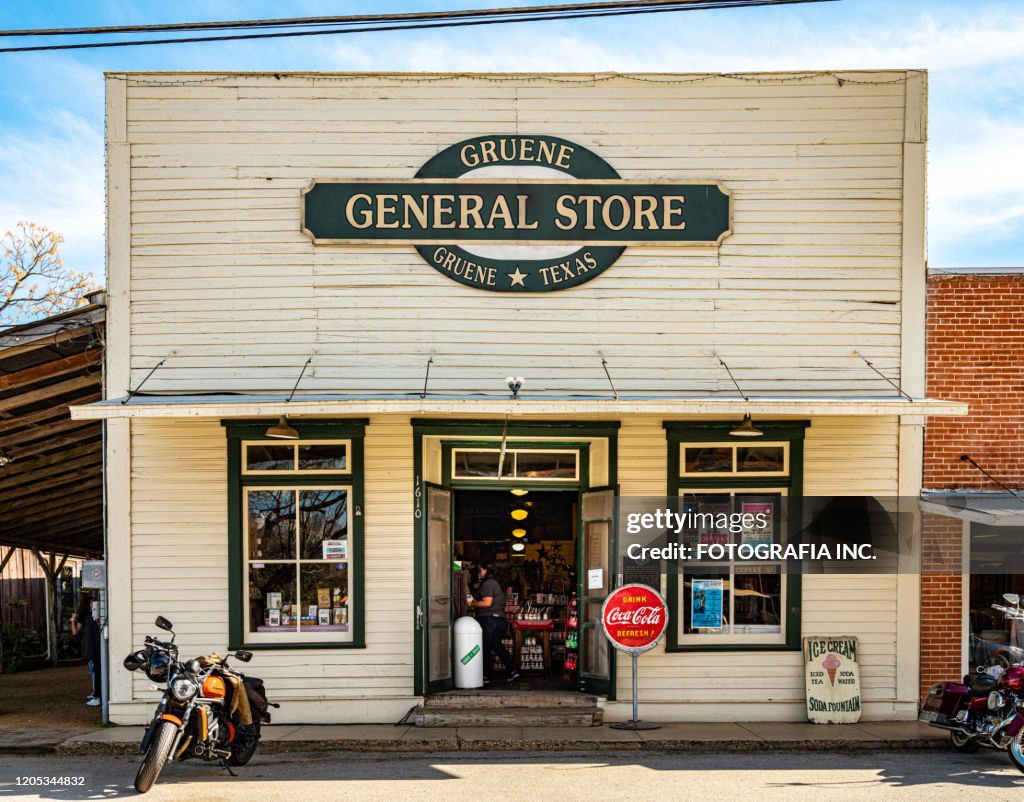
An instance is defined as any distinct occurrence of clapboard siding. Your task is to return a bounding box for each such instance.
[615,415,901,709]
[117,71,917,397]
[127,416,417,702]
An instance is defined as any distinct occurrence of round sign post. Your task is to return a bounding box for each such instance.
[601,583,668,731]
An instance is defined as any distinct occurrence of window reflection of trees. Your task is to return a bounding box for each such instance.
[247,490,295,559]
[300,489,348,559]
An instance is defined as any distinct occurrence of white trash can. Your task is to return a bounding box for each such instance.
[453,615,484,689]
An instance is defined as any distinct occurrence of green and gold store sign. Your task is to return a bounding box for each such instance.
[302,135,731,292]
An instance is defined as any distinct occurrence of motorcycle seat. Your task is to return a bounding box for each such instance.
[963,672,998,696]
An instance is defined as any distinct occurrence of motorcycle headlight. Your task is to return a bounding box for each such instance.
[988,690,1006,711]
[171,677,199,701]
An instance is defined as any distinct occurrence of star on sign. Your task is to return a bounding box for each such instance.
[507,266,527,287]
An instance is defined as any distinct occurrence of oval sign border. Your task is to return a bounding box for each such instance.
[414,134,625,292]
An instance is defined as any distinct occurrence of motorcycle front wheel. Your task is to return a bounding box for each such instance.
[951,730,980,753]
[228,723,261,767]
[1008,728,1024,774]
[134,720,178,793]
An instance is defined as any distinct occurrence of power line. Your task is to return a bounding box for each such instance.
[0,0,837,54]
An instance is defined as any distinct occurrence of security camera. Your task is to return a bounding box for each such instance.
[505,376,525,397]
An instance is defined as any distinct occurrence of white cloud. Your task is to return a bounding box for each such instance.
[0,109,104,281]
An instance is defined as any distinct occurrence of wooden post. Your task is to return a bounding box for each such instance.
[31,549,68,667]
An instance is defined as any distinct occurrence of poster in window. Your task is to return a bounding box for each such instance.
[322,539,348,561]
[741,502,774,546]
[691,579,723,630]
[699,501,730,546]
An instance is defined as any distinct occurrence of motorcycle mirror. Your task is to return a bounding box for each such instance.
[1004,593,1020,606]
[155,616,174,632]
[234,650,253,663]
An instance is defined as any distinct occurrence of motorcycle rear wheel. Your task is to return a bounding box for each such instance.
[1008,729,1024,774]
[951,730,980,753]
[228,724,261,767]
[134,720,178,793]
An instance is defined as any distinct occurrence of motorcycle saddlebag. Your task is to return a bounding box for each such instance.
[243,676,270,720]
[918,681,969,725]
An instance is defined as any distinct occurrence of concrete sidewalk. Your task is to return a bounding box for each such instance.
[38,720,951,756]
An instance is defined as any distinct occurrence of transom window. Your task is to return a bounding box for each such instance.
[451,448,579,481]
[682,443,788,477]
[244,441,349,474]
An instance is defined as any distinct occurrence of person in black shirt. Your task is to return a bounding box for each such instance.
[468,563,519,683]
[70,594,102,706]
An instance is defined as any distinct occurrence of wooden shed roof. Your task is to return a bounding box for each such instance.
[0,294,105,557]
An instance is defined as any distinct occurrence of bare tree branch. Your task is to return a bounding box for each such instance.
[1,221,98,325]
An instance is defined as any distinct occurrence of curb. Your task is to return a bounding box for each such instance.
[53,736,952,758]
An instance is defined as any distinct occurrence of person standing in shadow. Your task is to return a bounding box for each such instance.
[70,593,101,706]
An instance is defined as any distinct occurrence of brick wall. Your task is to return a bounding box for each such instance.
[921,272,1024,702]
[925,273,1024,489]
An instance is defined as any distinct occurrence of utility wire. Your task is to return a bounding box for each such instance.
[0,0,836,54]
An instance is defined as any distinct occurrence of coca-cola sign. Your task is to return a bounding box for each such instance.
[601,584,668,654]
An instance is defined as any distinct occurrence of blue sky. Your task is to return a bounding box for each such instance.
[0,0,1022,279]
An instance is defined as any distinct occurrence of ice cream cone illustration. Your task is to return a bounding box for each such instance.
[822,653,842,686]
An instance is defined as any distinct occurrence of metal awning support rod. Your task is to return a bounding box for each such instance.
[420,355,433,399]
[285,353,314,402]
[600,354,619,400]
[960,455,1024,503]
[714,353,749,402]
[122,351,174,404]
[854,351,912,401]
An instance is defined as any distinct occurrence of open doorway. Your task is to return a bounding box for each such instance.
[453,488,579,691]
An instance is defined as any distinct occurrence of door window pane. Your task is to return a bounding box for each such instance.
[247,490,296,560]
[733,565,782,634]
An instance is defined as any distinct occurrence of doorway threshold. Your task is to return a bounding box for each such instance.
[415,689,602,728]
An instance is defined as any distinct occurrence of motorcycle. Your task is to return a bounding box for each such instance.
[919,593,1024,773]
[123,616,278,793]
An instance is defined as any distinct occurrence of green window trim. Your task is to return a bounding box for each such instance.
[663,420,808,653]
[223,419,368,651]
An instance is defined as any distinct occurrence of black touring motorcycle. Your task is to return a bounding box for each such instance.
[123,616,277,793]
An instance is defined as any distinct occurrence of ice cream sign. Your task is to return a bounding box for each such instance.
[804,636,862,724]
[301,134,732,292]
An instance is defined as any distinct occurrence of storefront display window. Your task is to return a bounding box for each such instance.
[664,421,807,651]
[225,420,365,649]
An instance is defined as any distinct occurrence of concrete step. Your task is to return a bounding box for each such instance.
[423,690,598,710]
[413,705,603,728]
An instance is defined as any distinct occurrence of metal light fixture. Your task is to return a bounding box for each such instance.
[729,413,764,438]
[265,416,299,440]
[510,508,528,521]
[512,528,527,538]
[0,450,12,467]
[511,541,526,555]
[510,488,529,497]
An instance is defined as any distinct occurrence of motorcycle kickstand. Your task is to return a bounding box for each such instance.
[218,758,238,777]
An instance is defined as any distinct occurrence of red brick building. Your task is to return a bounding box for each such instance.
[920,268,1024,700]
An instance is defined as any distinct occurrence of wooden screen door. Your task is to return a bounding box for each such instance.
[577,487,615,696]
[421,483,453,694]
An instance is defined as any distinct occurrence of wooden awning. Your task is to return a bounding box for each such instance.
[0,297,105,557]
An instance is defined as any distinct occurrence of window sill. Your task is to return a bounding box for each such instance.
[231,641,366,651]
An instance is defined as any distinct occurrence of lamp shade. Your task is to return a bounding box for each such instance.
[265,416,300,440]
[510,508,528,521]
[729,413,764,438]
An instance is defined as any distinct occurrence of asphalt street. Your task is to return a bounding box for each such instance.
[1,748,1022,801]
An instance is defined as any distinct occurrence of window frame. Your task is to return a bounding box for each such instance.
[224,419,367,650]
[450,446,581,483]
[663,420,808,653]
